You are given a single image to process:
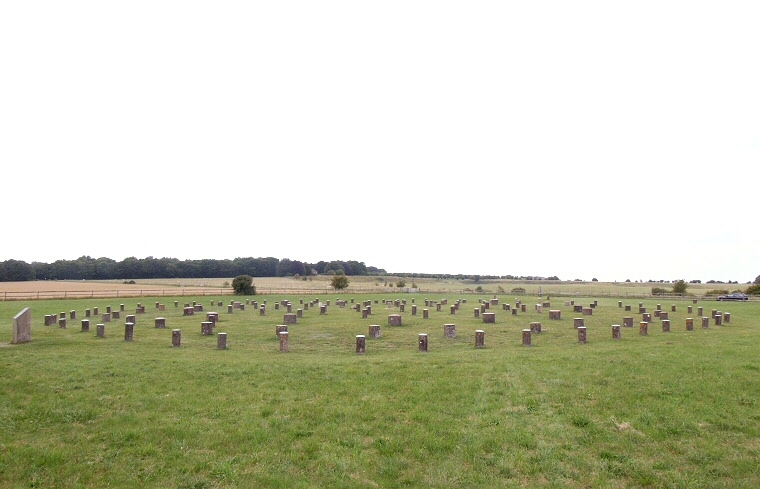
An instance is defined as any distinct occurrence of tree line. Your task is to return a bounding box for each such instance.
[0,256,564,284]
[0,256,384,282]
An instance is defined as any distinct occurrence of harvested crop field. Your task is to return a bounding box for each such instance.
[0,280,228,300]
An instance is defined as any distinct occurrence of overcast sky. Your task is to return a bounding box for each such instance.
[1,1,758,282]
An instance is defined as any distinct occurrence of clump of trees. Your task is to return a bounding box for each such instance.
[0,259,35,281]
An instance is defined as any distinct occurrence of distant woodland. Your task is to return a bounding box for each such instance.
[0,256,381,282]
[0,256,551,283]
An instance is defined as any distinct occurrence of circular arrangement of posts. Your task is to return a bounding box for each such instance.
[36,296,736,357]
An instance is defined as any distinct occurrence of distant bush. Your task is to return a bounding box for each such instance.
[232,275,256,295]
[672,280,688,294]
[396,280,406,288]
[331,274,349,290]
[122,280,136,285]
[510,287,526,294]
[651,287,668,295]
[706,289,729,296]
[475,286,484,292]
[746,284,760,295]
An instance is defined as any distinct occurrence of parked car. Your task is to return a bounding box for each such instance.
[717,292,749,301]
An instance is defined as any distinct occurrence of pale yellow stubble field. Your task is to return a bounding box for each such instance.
[0,275,744,299]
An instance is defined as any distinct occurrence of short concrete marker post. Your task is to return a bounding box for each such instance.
[201,321,214,335]
[522,329,532,346]
[368,324,381,338]
[388,314,402,326]
[418,333,428,352]
[612,324,621,339]
[276,325,288,338]
[578,326,587,343]
[444,323,456,338]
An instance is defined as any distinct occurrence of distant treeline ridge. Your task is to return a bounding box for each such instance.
[0,256,379,282]
[0,256,561,283]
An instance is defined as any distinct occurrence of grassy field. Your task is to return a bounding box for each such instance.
[1,292,758,488]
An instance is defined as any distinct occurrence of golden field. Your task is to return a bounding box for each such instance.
[0,276,748,301]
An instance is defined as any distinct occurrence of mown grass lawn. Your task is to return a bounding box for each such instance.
[1,295,758,488]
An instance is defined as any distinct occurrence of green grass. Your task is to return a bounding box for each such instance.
[1,295,759,488]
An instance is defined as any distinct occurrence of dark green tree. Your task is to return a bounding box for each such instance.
[276,258,306,277]
[232,275,256,295]
[324,261,346,275]
[330,274,349,290]
[118,257,142,279]
[672,279,688,294]
[746,283,760,295]
[93,257,118,279]
[0,260,34,281]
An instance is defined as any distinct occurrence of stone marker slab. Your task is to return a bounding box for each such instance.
[12,307,32,344]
